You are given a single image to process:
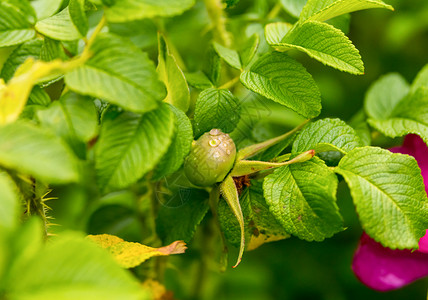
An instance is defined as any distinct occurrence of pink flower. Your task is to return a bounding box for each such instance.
[352,134,428,291]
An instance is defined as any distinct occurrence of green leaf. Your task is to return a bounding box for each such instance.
[237,120,309,160]
[0,39,57,107]
[220,175,245,268]
[0,172,20,233]
[153,105,193,179]
[3,218,44,289]
[410,63,428,94]
[300,0,393,22]
[292,118,362,154]
[105,0,196,22]
[219,181,291,250]
[95,104,174,191]
[65,33,166,113]
[367,86,428,144]
[37,92,98,152]
[0,40,42,81]
[8,232,149,300]
[364,73,410,120]
[263,156,343,241]
[157,34,190,112]
[239,34,259,67]
[35,7,82,41]
[280,0,308,18]
[40,37,67,61]
[213,42,242,70]
[184,71,214,90]
[204,46,221,87]
[28,86,50,106]
[0,0,36,47]
[224,0,239,8]
[279,21,364,74]
[69,0,89,37]
[264,22,292,45]
[231,150,315,177]
[335,147,428,249]
[193,88,241,138]
[88,234,187,268]
[0,121,79,184]
[348,109,371,146]
[240,52,321,118]
[156,187,209,244]
[31,0,63,20]
[256,132,296,162]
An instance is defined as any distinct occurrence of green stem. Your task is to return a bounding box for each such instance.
[231,150,315,177]
[218,76,240,90]
[27,179,49,239]
[204,0,232,47]
[266,3,282,20]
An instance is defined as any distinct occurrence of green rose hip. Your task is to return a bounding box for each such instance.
[184,129,236,187]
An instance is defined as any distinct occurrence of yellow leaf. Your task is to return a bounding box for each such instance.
[142,279,174,300]
[0,55,88,125]
[87,234,187,268]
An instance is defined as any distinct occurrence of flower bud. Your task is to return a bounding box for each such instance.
[184,129,236,187]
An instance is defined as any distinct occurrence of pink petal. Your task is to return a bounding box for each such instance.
[418,230,428,254]
[352,233,428,291]
[389,134,428,193]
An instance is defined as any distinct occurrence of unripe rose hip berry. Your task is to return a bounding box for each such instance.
[184,129,236,187]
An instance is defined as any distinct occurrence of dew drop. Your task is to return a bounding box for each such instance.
[209,139,220,147]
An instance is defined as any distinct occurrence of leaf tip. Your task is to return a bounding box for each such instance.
[158,240,187,255]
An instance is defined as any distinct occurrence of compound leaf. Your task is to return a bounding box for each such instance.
[153,105,193,179]
[240,52,321,119]
[0,121,79,184]
[264,156,343,241]
[157,34,190,112]
[105,0,195,23]
[0,0,36,47]
[219,181,291,250]
[193,88,241,138]
[300,0,393,22]
[9,232,149,300]
[65,33,166,113]
[292,118,361,154]
[95,103,174,192]
[280,21,364,74]
[35,7,82,41]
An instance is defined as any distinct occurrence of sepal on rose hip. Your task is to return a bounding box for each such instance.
[230,150,315,177]
[184,129,236,187]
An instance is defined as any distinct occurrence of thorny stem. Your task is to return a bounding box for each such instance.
[204,0,232,47]
[26,179,51,239]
